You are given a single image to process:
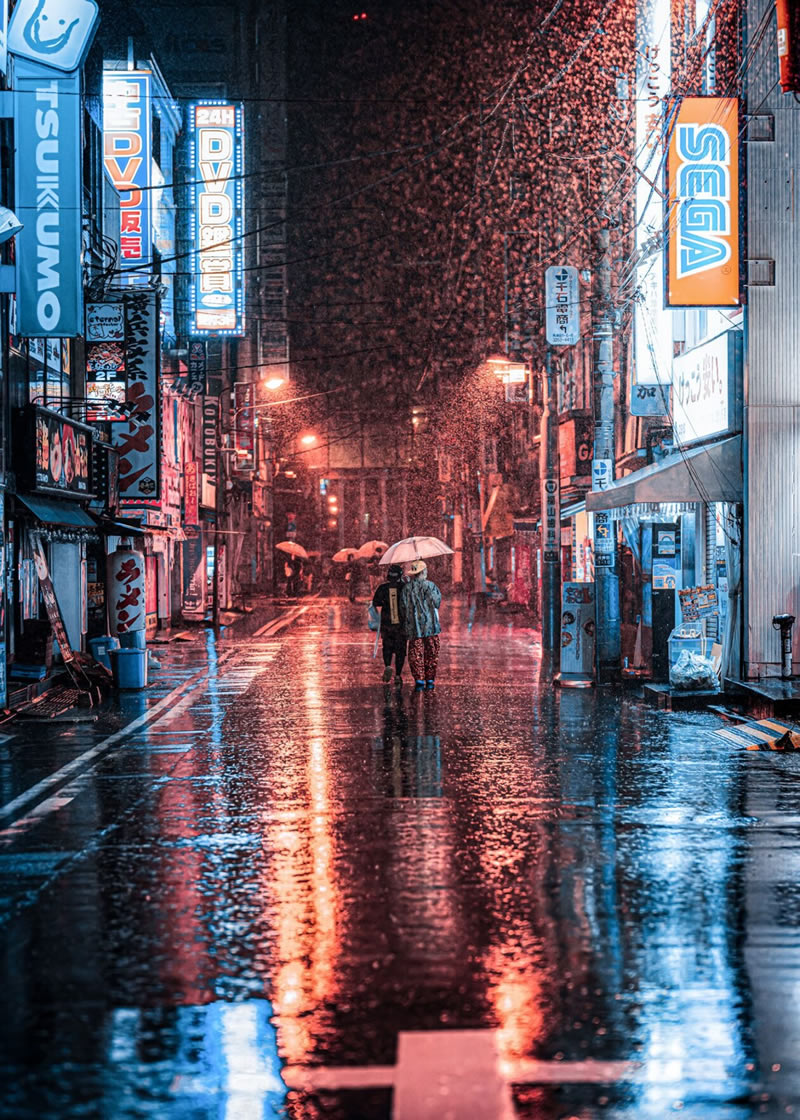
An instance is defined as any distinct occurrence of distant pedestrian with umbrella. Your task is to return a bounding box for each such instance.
[402,559,443,690]
[379,536,452,690]
[372,563,407,685]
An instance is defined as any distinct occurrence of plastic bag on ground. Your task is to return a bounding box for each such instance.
[669,649,718,691]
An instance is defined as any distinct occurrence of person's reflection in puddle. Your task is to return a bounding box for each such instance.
[378,687,442,798]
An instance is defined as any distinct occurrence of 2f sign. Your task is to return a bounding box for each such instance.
[8,0,99,71]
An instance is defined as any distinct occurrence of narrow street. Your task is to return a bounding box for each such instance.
[0,602,798,1118]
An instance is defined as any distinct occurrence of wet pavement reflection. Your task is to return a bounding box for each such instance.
[1,601,800,1118]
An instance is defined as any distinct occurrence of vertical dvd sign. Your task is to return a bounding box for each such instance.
[190,101,245,335]
[103,72,152,273]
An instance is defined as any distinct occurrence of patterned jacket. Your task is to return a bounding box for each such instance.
[401,579,442,639]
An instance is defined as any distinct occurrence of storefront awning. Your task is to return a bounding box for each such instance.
[585,435,742,513]
[16,493,97,528]
[91,513,146,536]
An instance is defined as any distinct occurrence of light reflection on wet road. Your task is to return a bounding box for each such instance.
[1,600,800,1118]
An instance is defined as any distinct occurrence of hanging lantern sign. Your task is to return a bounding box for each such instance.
[108,541,146,636]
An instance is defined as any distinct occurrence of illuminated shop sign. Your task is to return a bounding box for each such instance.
[15,59,82,336]
[31,405,92,496]
[667,97,740,307]
[190,101,245,335]
[103,71,152,273]
[8,0,99,72]
[672,329,742,446]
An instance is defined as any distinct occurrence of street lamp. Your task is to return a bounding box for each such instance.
[300,433,317,446]
[264,377,285,391]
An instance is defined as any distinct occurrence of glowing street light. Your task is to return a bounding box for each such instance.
[300,433,317,446]
[264,377,285,391]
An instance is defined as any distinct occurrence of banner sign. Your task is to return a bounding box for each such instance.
[560,582,595,676]
[202,395,218,481]
[545,266,580,346]
[86,302,125,341]
[190,101,245,335]
[33,406,91,496]
[667,97,740,307]
[233,381,255,471]
[114,290,161,500]
[187,339,206,397]
[182,535,205,618]
[103,71,152,272]
[184,461,199,527]
[15,60,82,337]
[672,329,741,445]
[8,0,99,71]
[541,477,560,563]
[630,381,670,417]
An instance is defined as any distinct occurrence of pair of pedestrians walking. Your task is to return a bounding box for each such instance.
[371,561,442,690]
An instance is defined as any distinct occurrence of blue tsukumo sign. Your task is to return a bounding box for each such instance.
[14,58,82,337]
[190,101,245,336]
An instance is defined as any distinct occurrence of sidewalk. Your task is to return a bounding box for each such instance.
[0,597,295,825]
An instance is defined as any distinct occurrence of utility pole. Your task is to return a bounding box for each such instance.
[591,182,621,682]
[540,350,561,656]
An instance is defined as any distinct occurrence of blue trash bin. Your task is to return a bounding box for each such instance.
[88,635,120,671]
[119,629,147,651]
[109,647,148,690]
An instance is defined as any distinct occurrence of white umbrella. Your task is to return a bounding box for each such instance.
[379,536,454,565]
[332,547,359,563]
[276,541,309,559]
[356,539,390,559]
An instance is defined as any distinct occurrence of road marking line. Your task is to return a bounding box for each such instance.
[254,603,311,637]
[281,1030,639,1118]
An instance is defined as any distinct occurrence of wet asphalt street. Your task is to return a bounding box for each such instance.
[1,599,800,1119]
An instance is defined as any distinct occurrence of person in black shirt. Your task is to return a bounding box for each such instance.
[372,564,407,684]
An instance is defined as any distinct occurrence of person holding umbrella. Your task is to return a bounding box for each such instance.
[371,563,407,684]
[402,559,443,690]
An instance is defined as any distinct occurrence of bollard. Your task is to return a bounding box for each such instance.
[772,614,796,680]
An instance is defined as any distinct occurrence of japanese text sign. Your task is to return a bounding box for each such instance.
[541,477,560,563]
[672,329,741,445]
[667,97,740,307]
[545,266,580,346]
[108,544,146,634]
[190,101,245,335]
[114,290,161,500]
[233,381,255,472]
[103,72,152,272]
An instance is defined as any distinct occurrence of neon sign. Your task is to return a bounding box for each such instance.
[667,97,739,307]
[190,101,245,335]
[103,71,152,273]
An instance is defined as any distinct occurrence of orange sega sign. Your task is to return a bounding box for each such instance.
[667,97,740,307]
